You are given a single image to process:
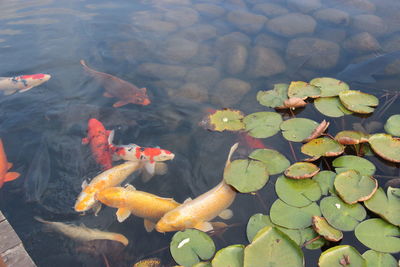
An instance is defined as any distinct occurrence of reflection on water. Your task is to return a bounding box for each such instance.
[0,0,400,266]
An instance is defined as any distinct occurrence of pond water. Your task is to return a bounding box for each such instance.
[0,0,399,266]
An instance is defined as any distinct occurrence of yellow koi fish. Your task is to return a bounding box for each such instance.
[97,185,180,232]
[74,161,142,213]
[155,143,238,233]
[35,217,128,246]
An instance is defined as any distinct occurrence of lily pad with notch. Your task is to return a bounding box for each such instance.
[364,187,400,226]
[243,112,282,138]
[333,156,375,176]
[301,137,345,160]
[256,83,289,108]
[368,133,400,163]
[299,227,326,250]
[211,244,244,267]
[334,131,370,145]
[312,171,336,195]
[287,81,321,99]
[314,97,353,117]
[362,250,398,267]
[309,77,349,97]
[384,114,400,136]
[280,118,319,142]
[312,216,343,242]
[284,162,320,179]
[249,149,290,175]
[318,245,366,267]
[339,90,379,114]
[206,109,245,132]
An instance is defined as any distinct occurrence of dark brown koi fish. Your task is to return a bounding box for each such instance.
[80,60,150,107]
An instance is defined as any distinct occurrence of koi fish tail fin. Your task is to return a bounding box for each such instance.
[34,216,48,224]
[80,60,98,76]
[4,171,20,182]
[144,219,155,232]
[80,59,89,69]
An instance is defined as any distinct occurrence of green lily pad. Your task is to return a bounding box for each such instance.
[309,77,349,97]
[314,97,353,117]
[333,155,376,176]
[355,218,400,253]
[334,170,378,204]
[287,81,321,99]
[243,112,282,138]
[339,90,379,114]
[170,229,215,267]
[312,216,343,242]
[270,199,321,229]
[299,227,326,250]
[207,109,245,132]
[211,245,244,267]
[362,250,398,267]
[280,118,319,142]
[384,114,400,136]
[318,245,366,267]
[256,83,289,108]
[364,187,400,226]
[320,196,366,231]
[275,175,322,207]
[193,263,211,267]
[301,137,345,160]
[284,162,320,179]
[249,149,290,175]
[312,171,336,195]
[243,227,304,267]
[224,159,269,193]
[368,133,400,163]
[335,131,370,145]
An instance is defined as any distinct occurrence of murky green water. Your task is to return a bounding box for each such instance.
[0,0,399,266]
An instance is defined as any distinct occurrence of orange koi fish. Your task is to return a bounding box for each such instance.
[0,73,51,95]
[97,185,180,232]
[155,143,238,233]
[80,60,150,107]
[0,139,20,188]
[82,118,113,170]
[74,161,143,214]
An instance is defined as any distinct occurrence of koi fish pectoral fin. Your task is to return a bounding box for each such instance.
[4,172,20,182]
[82,137,89,145]
[113,100,129,108]
[93,202,102,216]
[116,208,131,222]
[103,92,113,98]
[144,219,155,232]
[183,197,193,204]
[19,86,33,93]
[218,209,233,220]
[194,221,213,232]
[7,162,13,170]
[3,89,18,95]
[144,162,156,176]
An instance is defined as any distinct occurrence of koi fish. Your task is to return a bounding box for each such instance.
[108,131,175,177]
[0,139,20,188]
[80,60,150,107]
[97,185,180,232]
[0,74,51,95]
[82,118,113,170]
[74,161,143,214]
[155,143,238,233]
[34,217,129,246]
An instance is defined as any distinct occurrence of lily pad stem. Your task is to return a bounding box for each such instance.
[302,235,322,248]
[288,141,298,162]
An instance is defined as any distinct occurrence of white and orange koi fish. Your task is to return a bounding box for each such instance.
[155,143,238,233]
[74,161,143,214]
[97,185,181,232]
[0,74,51,95]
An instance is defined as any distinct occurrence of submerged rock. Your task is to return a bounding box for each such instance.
[158,37,199,63]
[168,82,209,102]
[252,3,289,17]
[215,32,251,51]
[164,7,199,28]
[177,24,217,42]
[189,44,217,66]
[226,10,268,33]
[220,43,248,75]
[254,33,286,52]
[194,3,225,19]
[352,14,387,37]
[132,19,177,34]
[266,13,316,37]
[185,66,220,88]
[137,63,187,79]
[287,0,321,13]
[343,32,381,53]
[313,8,350,26]
[211,78,251,107]
[247,46,286,77]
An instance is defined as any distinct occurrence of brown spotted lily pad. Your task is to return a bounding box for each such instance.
[312,216,343,242]
[339,90,379,114]
[284,162,320,179]
[205,109,245,132]
[309,77,349,97]
[334,130,369,145]
[303,120,330,142]
[288,81,321,99]
[301,137,345,160]
[368,133,400,163]
[256,83,289,108]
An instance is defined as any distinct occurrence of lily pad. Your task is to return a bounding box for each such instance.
[243,112,282,138]
[355,218,400,253]
[333,156,376,176]
[301,137,345,160]
[364,187,400,226]
[318,245,366,267]
[276,97,307,109]
[362,250,398,267]
[224,159,269,193]
[243,227,304,267]
[312,171,336,195]
[339,90,379,114]
[312,216,343,242]
[335,131,370,145]
[287,81,321,99]
[249,149,290,175]
[256,83,289,108]
[193,263,211,267]
[309,77,349,97]
[284,162,319,179]
[299,227,326,250]
[320,196,366,231]
[270,199,321,229]
[368,133,400,163]
[303,120,330,142]
[275,175,322,207]
[280,118,319,142]
[384,114,400,136]
[211,245,244,267]
[314,97,353,117]
[170,229,215,267]
[206,109,245,132]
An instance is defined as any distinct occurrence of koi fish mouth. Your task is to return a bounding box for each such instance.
[141,98,151,105]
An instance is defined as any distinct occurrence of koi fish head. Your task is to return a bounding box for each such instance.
[155,210,184,233]
[130,88,150,106]
[19,74,51,87]
[87,118,103,130]
[142,148,175,162]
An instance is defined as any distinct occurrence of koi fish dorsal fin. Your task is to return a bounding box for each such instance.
[218,209,233,220]
[124,184,136,191]
[4,171,20,182]
[144,219,155,232]
[116,208,131,222]
[194,221,213,232]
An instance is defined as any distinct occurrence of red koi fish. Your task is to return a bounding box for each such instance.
[82,118,113,170]
[80,60,150,107]
[238,132,267,149]
[0,73,51,95]
[0,139,20,188]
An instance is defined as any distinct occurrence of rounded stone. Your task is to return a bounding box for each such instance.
[164,7,199,28]
[343,32,381,53]
[137,63,187,79]
[169,83,209,102]
[254,33,286,52]
[226,10,268,33]
[252,3,289,17]
[185,66,220,88]
[313,8,350,25]
[352,14,387,37]
[176,24,217,42]
[266,13,316,37]
[194,3,225,18]
[132,19,177,34]
[286,37,340,69]
[211,78,251,107]
[247,46,286,77]
[158,37,199,63]
[220,43,248,75]
[215,32,251,51]
[287,0,321,13]
[188,44,217,66]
